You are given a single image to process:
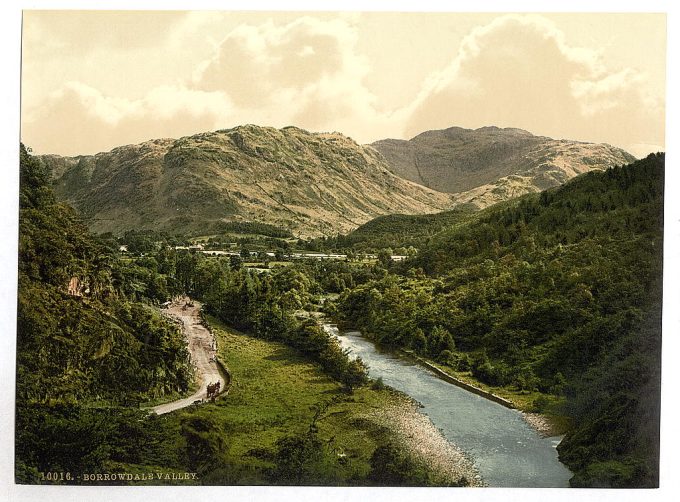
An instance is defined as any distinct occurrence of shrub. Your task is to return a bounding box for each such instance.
[371,377,386,391]
[368,443,430,486]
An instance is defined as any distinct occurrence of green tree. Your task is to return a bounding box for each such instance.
[427,325,455,359]
[341,357,368,392]
[269,433,324,485]
[368,443,429,486]
[229,254,242,270]
[377,249,392,268]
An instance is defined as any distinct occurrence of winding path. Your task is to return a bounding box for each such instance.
[152,298,228,415]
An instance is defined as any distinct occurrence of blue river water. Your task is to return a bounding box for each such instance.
[324,325,572,487]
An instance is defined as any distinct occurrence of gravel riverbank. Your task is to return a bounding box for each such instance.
[365,393,484,486]
[521,412,564,438]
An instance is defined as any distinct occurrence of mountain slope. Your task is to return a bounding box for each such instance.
[372,126,636,208]
[18,144,194,405]
[40,125,452,238]
[308,207,475,252]
[16,145,196,481]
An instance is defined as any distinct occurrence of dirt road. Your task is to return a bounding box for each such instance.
[152,298,227,415]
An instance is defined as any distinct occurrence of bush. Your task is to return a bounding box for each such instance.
[531,395,552,413]
[569,460,642,488]
[268,433,325,485]
[368,444,430,486]
[371,377,386,391]
[455,353,472,371]
[471,352,512,386]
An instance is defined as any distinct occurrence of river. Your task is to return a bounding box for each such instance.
[324,325,573,487]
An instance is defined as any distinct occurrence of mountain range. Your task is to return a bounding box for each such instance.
[371,126,635,209]
[40,124,636,237]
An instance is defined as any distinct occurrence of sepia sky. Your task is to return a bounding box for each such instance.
[20,11,666,158]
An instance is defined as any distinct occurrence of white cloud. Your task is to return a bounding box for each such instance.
[23,15,401,154]
[403,14,664,154]
[571,68,645,115]
[192,15,391,137]
[22,82,232,155]
[21,13,664,157]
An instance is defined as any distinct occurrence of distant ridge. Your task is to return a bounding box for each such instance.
[372,126,635,209]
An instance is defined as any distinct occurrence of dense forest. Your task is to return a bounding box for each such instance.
[16,145,197,481]
[305,207,473,252]
[335,154,664,487]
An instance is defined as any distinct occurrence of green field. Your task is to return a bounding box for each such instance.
[182,316,429,484]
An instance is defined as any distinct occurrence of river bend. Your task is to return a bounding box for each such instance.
[325,325,572,487]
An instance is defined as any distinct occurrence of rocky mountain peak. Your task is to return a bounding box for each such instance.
[371,125,635,207]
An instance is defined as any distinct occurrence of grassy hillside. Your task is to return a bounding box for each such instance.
[336,154,664,487]
[41,125,452,238]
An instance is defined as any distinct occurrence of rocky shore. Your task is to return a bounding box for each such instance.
[521,412,564,438]
[365,393,484,487]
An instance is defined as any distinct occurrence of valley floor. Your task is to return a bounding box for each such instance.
[196,315,480,485]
